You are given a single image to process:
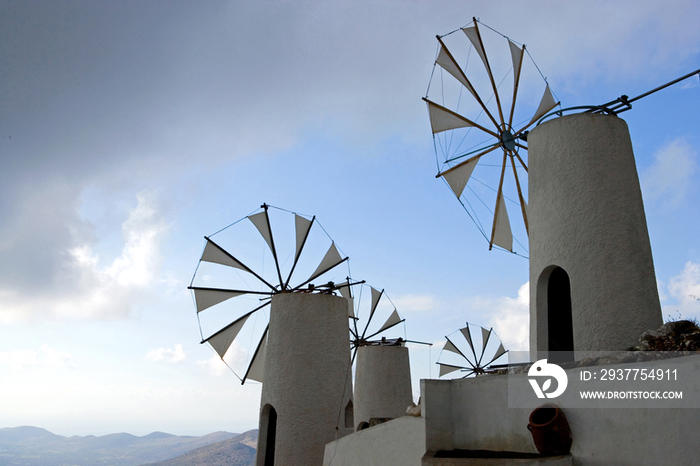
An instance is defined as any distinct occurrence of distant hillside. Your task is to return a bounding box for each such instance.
[143,430,257,466]
[0,426,240,466]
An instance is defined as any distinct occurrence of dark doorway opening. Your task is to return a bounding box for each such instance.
[257,404,277,466]
[547,267,574,363]
[264,407,276,466]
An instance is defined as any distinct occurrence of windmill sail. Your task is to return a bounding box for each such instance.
[436,43,477,98]
[439,363,464,377]
[424,98,486,134]
[460,325,474,350]
[524,84,558,130]
[248,211,275,253]
[426,20,556,256]
[303,243,346,286]
[248,209,283,287]
[377,309,403,334]
[191,287,248,313]
[201,237,248,270]
[481,327,492,353]
[294,214,314,263]
[337,281,355,318]
[442,157,480,198]
[284,214,315,288]
[462,25,488,69]
[200,237,277,292]
[486,342,507,365]
[204,308,256,358]
[443,337,467,359]
[243,327,268,384]
[491,195,513,251]
[508,40,524,88]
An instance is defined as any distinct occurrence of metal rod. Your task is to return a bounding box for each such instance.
[628,68,700,104]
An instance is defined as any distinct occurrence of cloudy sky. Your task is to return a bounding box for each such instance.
[1,0,699,437]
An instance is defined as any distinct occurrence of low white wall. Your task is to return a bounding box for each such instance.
[421,354,700,465]
[323,416,425,466]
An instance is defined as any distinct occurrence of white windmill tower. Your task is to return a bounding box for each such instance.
[341,284,412,430]
[526,70,700,359]
[423,20,699,361]
[189,204,361,466]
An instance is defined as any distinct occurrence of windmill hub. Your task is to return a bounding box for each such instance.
[500,129,516,151]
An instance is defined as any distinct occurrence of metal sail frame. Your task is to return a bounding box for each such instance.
[425,17,559,253]
[347,285,406,366]
[437,322,508,378]
[190,204,354,384]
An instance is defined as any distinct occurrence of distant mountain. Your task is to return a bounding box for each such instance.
[143,430,258,466]
[0,426,242,466]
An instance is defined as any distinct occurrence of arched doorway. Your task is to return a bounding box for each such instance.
[256,404,277,466]
[547,267,574,363]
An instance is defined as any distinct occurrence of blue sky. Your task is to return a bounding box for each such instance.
[1,1,699,437]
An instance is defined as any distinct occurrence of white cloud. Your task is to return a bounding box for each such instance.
[197,341,248,377]
[641,138,697,208]
[0,191,169,322]
[482,283,530,352]
[666,262,700,319]
[145,344,187,364]
[196,356,230,377]
[0,344,73,370]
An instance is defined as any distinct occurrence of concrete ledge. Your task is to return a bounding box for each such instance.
[422,450,573,465]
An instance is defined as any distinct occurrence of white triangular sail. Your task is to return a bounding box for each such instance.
[307,243,344,284]
[442,157,480,198]
[460,325,474,351]
[491,195,513,251]
[491,342,507,363]
[245,330,268,384]
[526,84,557,128]
[508,40,523,88]
[193,288,246,313]
[462,25,487,69]
[443,338,463,356]
[481,327,491,352]
[425,99,479,134]
[337,281,355,318]
[370,287,383,315]
[377,309,402,334]
[206,313,252,358]
[439,363,463,377]
[294,214,313,262]
[436,45,477,98]
[248,211,275,253]
[201,238,248,271]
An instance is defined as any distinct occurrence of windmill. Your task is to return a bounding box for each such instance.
[423,17,558,255]
[340,284,413,430]
[527,70,699,359]
[188,204,359,466]
[437,323,507,378]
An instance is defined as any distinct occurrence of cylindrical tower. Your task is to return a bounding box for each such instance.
[527,113,662,359]
[353,344,413,430]
[256,292,354,466]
